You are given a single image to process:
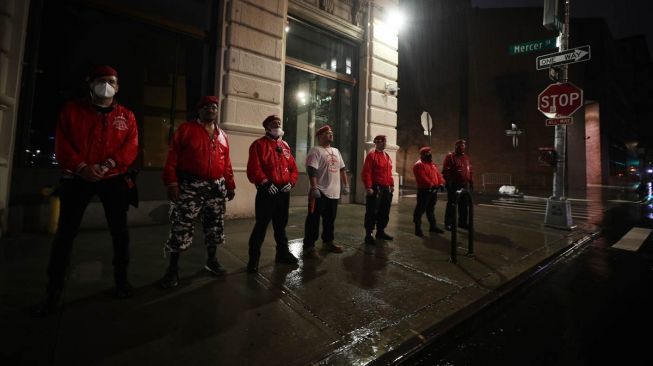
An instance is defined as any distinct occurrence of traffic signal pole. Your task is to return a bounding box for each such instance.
[544,0,575,229]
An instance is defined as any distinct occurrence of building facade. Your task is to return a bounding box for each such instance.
[1,0,401,234]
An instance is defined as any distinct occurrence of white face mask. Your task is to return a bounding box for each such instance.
[93,82,116,98]
[268,127,284,138]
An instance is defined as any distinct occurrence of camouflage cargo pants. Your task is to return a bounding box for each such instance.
[165,178,226,253]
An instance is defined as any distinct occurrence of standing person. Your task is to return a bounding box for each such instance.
[35,65,139,316]
[413,147,445,236]
[361,135,395,245]
[246,115,299,273]
[303,125,350,258]
[442,139,473,230]
[159,96,236,289]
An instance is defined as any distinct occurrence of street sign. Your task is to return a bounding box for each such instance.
[536,45,591,70]
[538,82,583,118]
[545,117,573,126]
[543,0,563,31]
[509,37,557,55]
[420,111,432,136]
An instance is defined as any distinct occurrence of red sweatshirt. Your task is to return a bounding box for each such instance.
[361,149,394,189]
[163,121,235,190]
[413,159,445,188]
[247,136,298,187]
[55,99,138,177]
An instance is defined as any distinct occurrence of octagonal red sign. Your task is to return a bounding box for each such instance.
[538,82,583,118]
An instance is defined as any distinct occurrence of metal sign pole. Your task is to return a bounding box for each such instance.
[545,0,574,229]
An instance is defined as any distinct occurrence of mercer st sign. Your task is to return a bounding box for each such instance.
[538,82,583,118]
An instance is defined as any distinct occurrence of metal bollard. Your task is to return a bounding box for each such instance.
[450,201,457,263]
[450,188,475,263]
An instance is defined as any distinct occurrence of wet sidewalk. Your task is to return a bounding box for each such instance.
[1,196,602,365]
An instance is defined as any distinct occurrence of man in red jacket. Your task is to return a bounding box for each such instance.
[246,115,299,273]
[413,147,445,236]
[36,65,139,316]
[361,135,394,245]
[159,96,236,289]
[442,139,473,230]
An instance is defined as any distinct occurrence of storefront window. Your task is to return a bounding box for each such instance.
[284,18,357,173]
[16,0,213,168]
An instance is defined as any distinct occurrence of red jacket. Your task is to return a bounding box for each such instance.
[163,121,235,190]
[55,99,138,177]
[362,149,394,189]
[247,136,298,187]
[413,159,445,188]
[442,152,473,185]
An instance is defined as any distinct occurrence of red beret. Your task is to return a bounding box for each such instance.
[316,124,332,136]
[419,147,431,154]
[373,135,386,142]
[455,139,466,145]
[262,115,280,128]
[88,65,117,80]
[197,96,219,108]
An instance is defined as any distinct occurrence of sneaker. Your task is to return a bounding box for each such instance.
[364,234,376,245]
[445,225,453,231]
[205,260,227,276]
[323,242,344,253]
[275,251,299,264]
[303,247,321,259]
[458,223,469,230]
[415,226,424,237]
[376,231,394,240]
[113,283,134,299]
[159,266,179,289]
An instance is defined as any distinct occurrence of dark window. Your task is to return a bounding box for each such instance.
[16,0,215,168]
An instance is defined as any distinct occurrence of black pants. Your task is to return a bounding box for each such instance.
[248,189,290,255]
[444,183,470,227]
[46,176,130,296]
[413,188,438,228]
[303,195,338,248]
[364,185,393,233]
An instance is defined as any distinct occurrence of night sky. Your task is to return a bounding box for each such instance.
[471,0,653,55]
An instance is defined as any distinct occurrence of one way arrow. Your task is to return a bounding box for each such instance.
[536,45,591,70]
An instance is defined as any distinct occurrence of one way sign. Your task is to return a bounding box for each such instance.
[536,45,591,70]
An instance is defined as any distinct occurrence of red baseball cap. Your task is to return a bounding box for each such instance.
[196,95,219,108]
[373,135,386,142]
[316,124,332,136]
[419,146,431,154]
[88,65,117,80]
[455,139,466,145]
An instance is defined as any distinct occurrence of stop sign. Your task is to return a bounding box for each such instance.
[538,82,583,118]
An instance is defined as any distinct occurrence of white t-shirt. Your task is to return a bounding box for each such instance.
[305,145,346,199]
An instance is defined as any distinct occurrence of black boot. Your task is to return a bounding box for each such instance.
[364,231,376,245]
[275,246,299,265]
[113,268,133,299]
[415,224,424,237]
[205,246,226,276]
[159,253,179,289]
[429,222,444,233]
[376,230,394,240]
[247,245,261,273]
